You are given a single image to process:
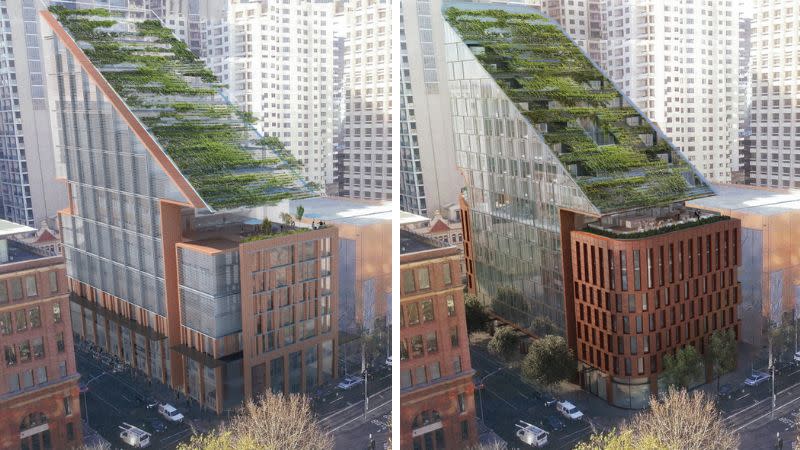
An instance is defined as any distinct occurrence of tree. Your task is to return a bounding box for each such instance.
[280,212,295,227]
[261,218,272,234]
[710,328,737,391]
[178,392,331,450]
[530,315,558,337]
[464,293,489,333]
[487,326,518,360]
[521,335,576,389]
[573,428,662,450]
[627,388,739,450]
[296,205,305,221]
[663,344,704,389]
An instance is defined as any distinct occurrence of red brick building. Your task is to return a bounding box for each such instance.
[0,222,81,449]
[570,212,741,408]
[400,230,476,450]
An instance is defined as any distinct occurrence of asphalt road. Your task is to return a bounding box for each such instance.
[470,346,594,450]
[319,370,392,450]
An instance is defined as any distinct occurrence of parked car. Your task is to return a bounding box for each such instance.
[336,375,364,390]
[539,391,558,407]
[157,403,184,423]
[556,401,584,420]
[515,420,549,448]
[134,393,158,409]
[119,423,151,448]
[546,415,565,431]
[794,351,800,363]
[744,371,770,386]
[717,383,736,399]
[385,356,392,367]
[142,418,167,434]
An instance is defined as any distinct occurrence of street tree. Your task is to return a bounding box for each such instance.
[465,293,489,333]
[521,335,577,390]
[627,388,739,450]
[487,326,518,360]
[177,392,331,450]
[709,328,737,391]
[663,344,704,389]
[573,429,662,450]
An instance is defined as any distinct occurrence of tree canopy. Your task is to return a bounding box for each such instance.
[521,335,576,389]
[487,326,519,360]
[663,344,705,389]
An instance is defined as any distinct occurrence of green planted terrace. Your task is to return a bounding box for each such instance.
[444,5,713,213]
[49,6,316,210]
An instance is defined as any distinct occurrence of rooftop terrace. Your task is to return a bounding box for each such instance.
[444,4,713,213]
[48,6,317,210]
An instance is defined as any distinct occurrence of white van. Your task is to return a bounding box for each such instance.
[119,423,151,448]
[158,403,184,423]
[515,420,549,447]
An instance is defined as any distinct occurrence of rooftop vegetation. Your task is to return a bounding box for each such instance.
[583,215,729,240]
[49,6,315,210]
[444,7,713,213]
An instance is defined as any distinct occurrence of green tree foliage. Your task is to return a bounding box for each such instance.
[530,315,558,337]
[521,335,577,389]
[261,218,272,234]
[464,294,489,333]
[487,326,519,360]
[710,329,737,390]
[573,429,663,450]
[296,205,305,221]
[663,345,705,389]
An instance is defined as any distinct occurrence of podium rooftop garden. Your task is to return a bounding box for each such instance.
[48,6,317,210]
[444,5,713,213]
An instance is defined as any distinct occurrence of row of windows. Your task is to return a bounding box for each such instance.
[0,271,59,304]
[400,326,461,360]
[0,303,62,335]
[4,332,66,367]
[399,296,457,327]
[6,361,71,395]
[401,262,453,294]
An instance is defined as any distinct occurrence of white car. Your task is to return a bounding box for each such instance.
[556,400,584,420]
[385,356,392,367]
[336,375,364,390]
[119,423,151,448]
[744,371,770,386]
[515,420,548,447]
[794,351,800,363]
[157,403,184,423]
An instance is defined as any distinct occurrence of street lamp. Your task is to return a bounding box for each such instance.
[477,367,502,422]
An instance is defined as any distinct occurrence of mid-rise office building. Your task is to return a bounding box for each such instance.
[43,6,337,413]
[444,3,740,407]
[0,221,81,449]
[748,0,800,188]
[399,0,463,217]
[334,0,392,201]
[400,229,476,449]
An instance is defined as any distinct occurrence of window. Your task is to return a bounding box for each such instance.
[620,251,628,290]
[400,340,408,360]
[64,397,72,416]
[19,341,31,363]
[32,338,44,359]
[402,270,415,293]
[450,326,459,348]
[66,422,75,441]
[401,369,412,388]
[36,367,47,384]
[49,271,58,293]
[9,278,22,301]
[56,332,65,353]
[21,369,33,389]
[25,275,37,297]
[0,281,7,304]
[426,332,438,353]
[0,312,10,335]
[53,303,62,323]
[15,310,26,332]
[429,362,441,380]
[442,263,452,285]
[633,250,641,290]
[406,303,420,325]
[457,393,466,413]
[4,345,16,366]
[421,300,434,322]
[415,366,427,385]
[453,356,462,374]
[28,307,41,328]
[416,268,430,289]
[59,361,67,378]
[6,373,19,392]
[461,421,469,440]
[411,335,424,357]
[446,296,456,316]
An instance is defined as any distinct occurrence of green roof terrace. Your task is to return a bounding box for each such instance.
[444,4,714,214]
[47,6,318,211]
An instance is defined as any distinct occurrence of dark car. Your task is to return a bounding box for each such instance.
[546,415,565,431]
[718,383,735,399]
[134,393,159,409]
[539,392,558,407]
[143,418,167,433]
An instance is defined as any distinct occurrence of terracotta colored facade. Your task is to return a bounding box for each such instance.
[400,231,476,450]
[0,249,82,449]
[570,218,742,407]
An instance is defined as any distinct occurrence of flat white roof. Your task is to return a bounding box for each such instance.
[288,197,391,225]
[687,183,800,217]
[399,211,429,225]
[0,220,35,238]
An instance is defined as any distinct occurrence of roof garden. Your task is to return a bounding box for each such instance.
[444,5,713,214]
[48,6,318,210]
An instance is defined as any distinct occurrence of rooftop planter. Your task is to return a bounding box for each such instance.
[49,7,315,210]
[583,215,730,240]
[445,7,712,213]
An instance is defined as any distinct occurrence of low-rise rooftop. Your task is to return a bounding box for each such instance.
[400,229,448,255]
[687,183,800,217]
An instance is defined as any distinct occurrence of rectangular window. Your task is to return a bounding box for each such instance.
[0,281,6,304]
[646,249,653,289]
[25,275,37,297]
[6,373,19,392]
[402,270,415,293]
[56,332,65,353]
[28,307,41,328]
[426,332,438,353]
[21,369,33,389]
[446,295,456,316]
[66,422,75,441]
[15,310,26,332]
[9,278,22,301]
[630,336,638,354]
[0,312,10,335]
[19,341,31,363]
[414,366,427,385]
[457,393,466,413]
[32,338,44,359]
[416,268,430,289]
[620,251,628,290]
[53,302,62,323]
[429,362,441,380]
[636,316,643,333]
[453,356,462,374]
[442,263,452,285]
[411,335,424,357]
[633,250,641,290]
[36,367,47,384]
[59,361,67,378]
[461,420,469,440]
[420,300,434,322]
[628,295,636,313]
[4,345,16,366]
[49,271,59,293]
[450,326,459,348]
[64,397,72,415]
[401,369,412,388]
[406,303,420,325]
[608,250,615,289]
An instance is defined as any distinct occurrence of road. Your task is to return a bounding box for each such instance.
[470,346,594,450]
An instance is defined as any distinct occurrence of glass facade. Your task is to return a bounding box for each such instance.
[178,247,241,338]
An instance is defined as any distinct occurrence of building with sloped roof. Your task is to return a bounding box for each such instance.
[42,6,337,412]
[443,2,741,407]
